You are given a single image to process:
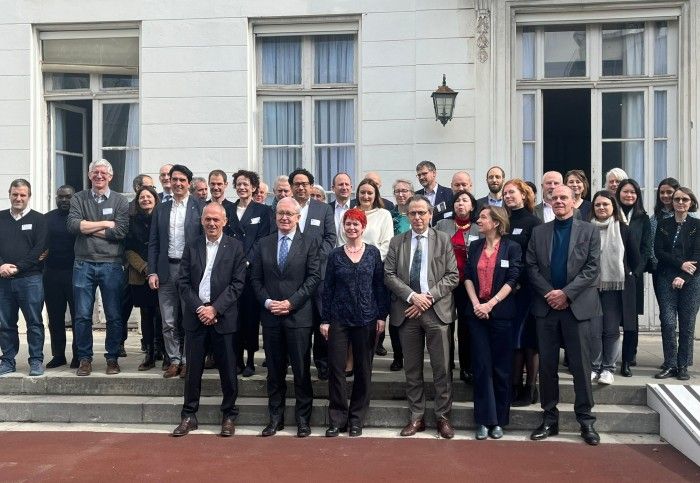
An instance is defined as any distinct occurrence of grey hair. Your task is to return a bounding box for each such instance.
[273,175,289,189]
[606,168,628,182]
[392,178,415,192]
[312,184,327,202]
[89,159,114,176]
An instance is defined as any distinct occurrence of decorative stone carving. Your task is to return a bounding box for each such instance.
[476,6,490,63]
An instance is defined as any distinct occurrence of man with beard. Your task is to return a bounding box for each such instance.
[476,166,505,211]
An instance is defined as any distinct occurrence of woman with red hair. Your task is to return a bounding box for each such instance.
[320,208,388,437]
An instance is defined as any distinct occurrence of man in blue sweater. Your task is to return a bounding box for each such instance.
[0,179,48,376]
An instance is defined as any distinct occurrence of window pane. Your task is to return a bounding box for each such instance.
[55,154,86,192]
[42,37,139,68]
[263,148,302,189]
[315,147,355,189]
[523,94,535,141]
[602,141,644,185]
[602,92,644,139]
[261,37,301,85]
[49,73,89,90]
[102,74,139,88]
[315,100,354,144]
[654,140,667,184]
[315,35,355,84]
[654,21,668,75]
[544,26,586,77]
[56,109,85,153]
[103,103,139,147]
[602,23,644,76]
[523,143,535,182]
[520,27,535,79]
[263,101,301,146]
[102,149,139,193]
[654,91,667,138]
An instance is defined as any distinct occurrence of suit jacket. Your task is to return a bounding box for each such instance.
[534,202,582,222]
[526,217,602,320]
[251,231,321,329]
[177,234,247,334]
[384,228,459,326]
[301,198,337,276]
[148,196,204,282]
[417,184,454,223]
[223,200,272,264]
[464,238,522,320]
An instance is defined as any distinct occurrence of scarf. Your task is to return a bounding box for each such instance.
[619,205,634,225]
[590,217,625,291]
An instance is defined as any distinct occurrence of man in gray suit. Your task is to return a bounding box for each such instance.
[148,164,204,378]
[526,185,601,445]
[384,195,459,439]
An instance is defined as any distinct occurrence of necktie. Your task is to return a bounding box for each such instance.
[278,235,289,271]
[163,193,173,203]
[409,235,423,293]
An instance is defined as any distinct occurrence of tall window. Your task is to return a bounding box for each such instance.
[256,26,357,189]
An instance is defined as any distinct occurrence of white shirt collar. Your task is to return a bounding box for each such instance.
[411,229,428,239]
[278,229,296,242]
[173,194,189,206]
[206,234,223,246]
[11,206,31,220]
[92,188,111,199]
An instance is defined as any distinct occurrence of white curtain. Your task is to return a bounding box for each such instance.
[54,108,66,189]
[315,100,354,189]
[621,92,644,181]
[521,31,535,79]
[622,27,644,75]
[261,37,301,85]
[654,23,668,75]
[263,101,302,184]
[315,35,354,84]
[522,94,535,182]
[122,103,139,192]
[654,91,668,184]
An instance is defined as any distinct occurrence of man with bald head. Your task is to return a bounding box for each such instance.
[172,202,247,437]
[158,164,174,202]
[526,185,601,445]
[450,171,473,194]
[534,171,563,222]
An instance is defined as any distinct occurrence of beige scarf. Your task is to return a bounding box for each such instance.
[590,217,625,291]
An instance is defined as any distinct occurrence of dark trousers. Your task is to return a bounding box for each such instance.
[237,283,261,367]
[181,325,238,421]
[536,309,595,426]
[312,285,328,372]
[139,306,162,352]
[263,324,313,424]
[469,316,513,426]
[621,330,638,363]
[43,267,77,362]
[120,271,132,344]
[454,285,471,373]
[328,324,374,427]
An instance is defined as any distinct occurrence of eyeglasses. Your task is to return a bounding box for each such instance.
[393,189,411,195]
[276,211,298,218]
[408,210,429,217]
[292,182,310,188]
[673,197,691,203]
[416,171,431,178]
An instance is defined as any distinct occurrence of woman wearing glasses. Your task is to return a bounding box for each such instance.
[654,187,700,381]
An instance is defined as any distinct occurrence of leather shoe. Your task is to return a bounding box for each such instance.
[325,425,347,437]
[204,354,216,369]
[261,421,284,437]
[242,365,255,377]
[163,363,180,378]
[580,424,600,446]
[297,423,311,438]
[460,370,473,384]
[655,367,678,379]
[349,425,362,437]
[172,417,198,437]
[46,357,67,369]
[179,364,187,379]
[390,359,403,371]
[106,359,120,375]
[489,425,504,439]
[621,362,632,377]
[69,358,79,369]
[677,367,690,380]
[76,359,92,377]
[530,422,559,440]
[375,345,388,356]
[400,419,426,437]
[220,417,236,437]
[475,425,488,440]
[437,418,454,439]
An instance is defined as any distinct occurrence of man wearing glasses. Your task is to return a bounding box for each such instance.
[415,161,454,223]
[384,195,459,439]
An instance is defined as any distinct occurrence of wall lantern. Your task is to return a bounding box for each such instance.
[431,74,458,126]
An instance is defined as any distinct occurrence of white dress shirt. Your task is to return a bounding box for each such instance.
[543,201,554,223]
[168,194,189,258]
[10,206,31,221]
[298,199,310,233]
[407,229,430,301]
[334,199,351,239]
[198,234,222,304]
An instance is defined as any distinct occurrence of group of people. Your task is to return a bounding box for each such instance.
[0,158,697,445]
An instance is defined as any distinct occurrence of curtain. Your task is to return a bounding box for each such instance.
[622,27,644,76]
[315,35,354,84]
[315,99,354,189]
[521,30,535,79]
[621,92,644,181]
[263,101,302,184]
[261,37,301,85]
[54,108,66,189]
[123,103,139,192]
[654,91,668,184]
[654,23,668,75]
[522,93,535,182]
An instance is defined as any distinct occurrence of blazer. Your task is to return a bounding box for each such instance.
[177,234,247,334]
[464,238,522,320]
[250,231,321,329]
[223,200,272,264]
[534,202,582,223]
[148,196,204,282]
[384,228,459,326]
[301,198,337,276]
[526,217,602,321]
[416,184,454,222]
[655,216,700,282]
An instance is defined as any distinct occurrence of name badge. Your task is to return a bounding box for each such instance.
[21,224,32,231]
[512,228,523,235]
[310,218,321,226]
[250,217,260,225]
[435,201,446,213]
[443,211,453,219]
[468,235,479,242]
[500,260,510,268]
[102,207,113,215]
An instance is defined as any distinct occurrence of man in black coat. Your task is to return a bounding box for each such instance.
[172,202,247,437]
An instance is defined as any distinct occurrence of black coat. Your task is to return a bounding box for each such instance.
[655,216,700,282]
[625,212,651,314]
[617,223,641,329]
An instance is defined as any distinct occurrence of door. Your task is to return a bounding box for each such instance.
[50,103,88,197]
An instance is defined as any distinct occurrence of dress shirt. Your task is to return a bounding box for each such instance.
[198,234,222,304]
[487,196,503,207]
[236,203,247,221]
[92,188,111,204]
[407,230,430,301]
[423,186,436,207]
[298,199,310,233]
[264,229,297,309]
[168,194,189,259]
[334,199,351,237]
[543,201,554,223]
[162,191,173,203]
[10,206,31,221]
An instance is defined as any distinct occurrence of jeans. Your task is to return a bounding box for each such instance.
[0,275,45,366]
[656,272,700,369]
[73,260,124,361]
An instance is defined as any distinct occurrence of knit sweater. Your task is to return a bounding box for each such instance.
[0,209,48,278]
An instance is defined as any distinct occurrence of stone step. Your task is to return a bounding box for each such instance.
[0,371,647,406]
[0,394,658,434]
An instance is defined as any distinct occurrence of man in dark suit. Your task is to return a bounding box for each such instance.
[289,168,336,380]
[475,166,505,211]
[157,163,173,202]
[172,202,247,437]
[251,196,321,438]
[329,172,353,238]
[148,164,204,378]
[415,160,453,223]
[526,185,601,445]
[384,195,459,439]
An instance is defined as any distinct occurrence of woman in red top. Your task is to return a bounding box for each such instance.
[465,206,522,440]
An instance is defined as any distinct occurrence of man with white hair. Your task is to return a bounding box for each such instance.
[66,159,129,376]
[271,175,292,212]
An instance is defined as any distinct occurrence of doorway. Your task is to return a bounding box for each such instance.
[542,89,591,197]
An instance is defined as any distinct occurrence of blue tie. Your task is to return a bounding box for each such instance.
[278,236,289,271]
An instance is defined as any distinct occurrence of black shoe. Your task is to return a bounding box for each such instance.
[630,359,637,367]
[118,344,127,358]
[345,370,354,378]
[140,340,146,352]
[242,365,255,377]
[511,385,530,407]
[317,368,329,381]
[297,423,311,438]
[677,367,690,381]
[530,422,559,441]
[655,367,678,379]
[325,425,347,437]
[261,359,267,368]
[236,365,243,375]
[390,359,403,371]
[375,345,387,356]
[460,370,473,384]
[580,424,600,446]
[46,357,67,369]
[349,426,362,437]
[154,347,164,361]
[69,358,79,369]
[261,421,284,437]
[621,362,632,377]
